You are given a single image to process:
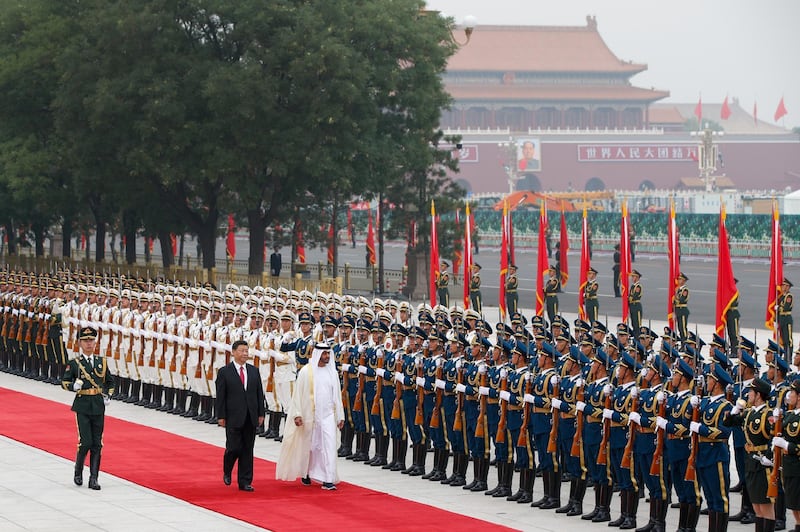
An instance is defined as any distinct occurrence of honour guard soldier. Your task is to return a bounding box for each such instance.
[462,334,491,491]
[505,264,519,315]
[674,272,691,342]
[527,341,561,510]
[728,350,760,525]
[726,278,741,353]
[506,342,534,504]
[469,263,482,314]
[422,331,449,481]
[364,321,390,467]
[61,326,115,490]
[436,261,451,308]
[545,266,560,325]
[398,326,428,476]
[629,270,643,335]
[484,338,512,497]
[771,380,800,532]
[441,333,469,486]
[280,311,314,369]
[778,278,793,356]
[380,324,406,472]
[724,377,777,532]
[584,267,599,323]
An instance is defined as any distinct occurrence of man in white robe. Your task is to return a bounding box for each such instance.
[276,342,344,490]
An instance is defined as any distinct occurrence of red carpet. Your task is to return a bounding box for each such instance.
[0,387,518,532]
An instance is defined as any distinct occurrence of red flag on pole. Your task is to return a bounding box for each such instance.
[535,202,548,316]
[578,207,589,321]
[366,210,376,266]
[775,96,788,122]
[559,210,569,287]
[499,200,509,321]
[620,201,632,322]
[715,205,738,336]
[463,202,473,309]
[296,223,306,264]
[667,199,680,328]
[226,214,236,260]
[453,209,462,283]
[327,223,335,265]
[766,201,783,331]
[429,200,439,308]
[694,96,703,122]
[147,236,154,254]
[720,95,731,120]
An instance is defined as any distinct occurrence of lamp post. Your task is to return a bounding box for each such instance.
[691,125,723,192]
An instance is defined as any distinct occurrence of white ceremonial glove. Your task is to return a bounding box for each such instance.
[435,379,446,390]
[575,401,587,412]
[73,379,84,391]
[500,368,508,379]
[602,408,614,420]
[455,359,462,370]
[689,421,702,434]
[690,395,700,408]
[551,398,563,410]
[415,377,426,388]
[478,364,487,375]
[422,340,429,349]
[524,393,535,404]
[640,367,649,378]
[628,412,642,426]
[551,374,560,386]
[376,368,386,378]
[499,390,511,402]
[630,387,639,399]
[773,436,790,451]
[479,386,490,396]
[731,399,747,416]
[656,391,665,403]
[603,384,613,396]
[357,365,367,375]
[656,416,668,430]
[403,338,410,349]
[773,408,782,419]
[456,383,467,394]
[574,377,584,388]
[103,396,111,406]
[394,372,405,383]
[758,455,774,467]
[358,344,366,354]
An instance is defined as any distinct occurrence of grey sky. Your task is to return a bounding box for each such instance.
[426,0,800,129]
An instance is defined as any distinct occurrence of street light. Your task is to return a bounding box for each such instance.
[422,11,477,46]
[690,124,724,192]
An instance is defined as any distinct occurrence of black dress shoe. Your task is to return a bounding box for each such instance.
[301,476,311,486]
[239,484,255,492]
[223,473,231,486]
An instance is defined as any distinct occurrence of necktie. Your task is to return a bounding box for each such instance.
[239,366,245,388]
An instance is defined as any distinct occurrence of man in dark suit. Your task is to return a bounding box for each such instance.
[270,247,282,277]
[217,340,266,491]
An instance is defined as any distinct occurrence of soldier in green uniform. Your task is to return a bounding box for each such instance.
[674,272,690,342]
[505,264,519,315]
[469,263,482,314]
[545,266,560,325]
[61,327,116,490]
[628,270,643,335]
[771,380,800,531]
[436,261,450,308]
[778,278,793,356]
[583,267,599,323]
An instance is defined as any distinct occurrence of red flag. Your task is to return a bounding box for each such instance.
[620,201,632,322]
[170,233,177,257]
[667,199,680,328]
[226,214,236,260]
[720,95,731,120]
[754,101,759,126]
[775,96,788,122]
[366,210,376,266]
[578,207,590,321]
[535,202,548,316]
[327,223,335,265]
[146,236,154,254]
[296,223,306,264]
[80,233,86,250]
[715,205,738,336]
[499,200,509,321]
[766,201,783,331]
[463,202,473,309]
[559,210,569,287]
[694,96,702,122]
[429,201,440,307]
[453,209,462,282]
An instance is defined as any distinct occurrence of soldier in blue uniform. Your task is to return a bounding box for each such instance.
[361,321,390,466]
[461,334,491,491]
[577,338,614,523]
[527,340,561,509]
[485,338,512,497]
[630,354,671,532]
[421,331,449,481]
[280,311,314,367]
[728,349,760,525]
[604,351,641,529]
[381,324,407,472]
[441,333,469,486]
[505,342,534,503]
[551,344,589,516]
[334,316,355,457]
[690,364,733,532]
[657,358,702,531]
[768,354,791,530]
[397,326,427,476]
[343,319,371,461]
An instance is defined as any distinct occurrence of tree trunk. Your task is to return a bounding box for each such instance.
[33,223,45,257]
[61,218,73,258]
[247,210,266,275]
[378,195,384,293]
[5,223,17,255]
[197,221,218,271]
[144,238,151,263]
[158,230,174,268]
[94,219,106,263]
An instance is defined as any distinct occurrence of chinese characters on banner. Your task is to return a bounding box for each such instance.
[577,144,696,162]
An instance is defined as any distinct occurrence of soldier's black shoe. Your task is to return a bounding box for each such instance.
[729,482,742,493]
[88,478,101,490]
[741,512,756,525]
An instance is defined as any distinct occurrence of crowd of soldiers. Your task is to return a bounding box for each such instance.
[1,268,800,532]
